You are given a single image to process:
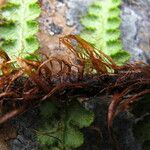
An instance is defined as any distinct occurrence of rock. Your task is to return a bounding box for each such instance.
[122,0,150,63]
[10,110,39,150]
[50,23,63,35]
[121,6,143,62]
[65,0,93,31]
[0,123,17,150]
[57,0,64,3]
[78,97,141,150]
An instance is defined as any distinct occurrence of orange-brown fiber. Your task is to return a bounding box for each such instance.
[0,35,149,128]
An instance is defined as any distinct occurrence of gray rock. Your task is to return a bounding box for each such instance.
[121,6,143,62]
[122,0,150,63]
[65,0,93,33]
[78,97,141,150]
[10,110,39,150]
[50,23,63,35]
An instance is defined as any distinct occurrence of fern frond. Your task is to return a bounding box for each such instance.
[80,0,130,65]
[0,0,41,60]
[38,101,94,149]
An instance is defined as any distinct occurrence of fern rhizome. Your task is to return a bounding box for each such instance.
[80,0,130,65]
[0,0,149,150]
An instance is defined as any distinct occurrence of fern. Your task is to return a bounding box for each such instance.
[0,0,41,60]
[80,0,130,65]
[37,101,94,150]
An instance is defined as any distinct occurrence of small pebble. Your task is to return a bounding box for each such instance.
[50,23,63,35]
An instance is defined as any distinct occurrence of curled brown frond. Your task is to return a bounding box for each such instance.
[0,35,149,127]
[107,63,150,128]
[60,35,120,74]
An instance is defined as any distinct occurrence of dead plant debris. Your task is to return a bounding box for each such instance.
[0,35,149,129]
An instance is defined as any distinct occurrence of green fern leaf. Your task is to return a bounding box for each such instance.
[0,0,41,60]
[64,125,84,148]
[80,0,130,65]
[68,102,94,128]
[38,101,94,149]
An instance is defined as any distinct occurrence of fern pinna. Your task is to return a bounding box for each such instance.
[80,0,130,65]
[38,101,94,150]
[0,0,41,60]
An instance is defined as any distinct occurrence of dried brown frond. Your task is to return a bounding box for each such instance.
[107,63,150,128]
[0,35,149,128]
